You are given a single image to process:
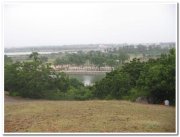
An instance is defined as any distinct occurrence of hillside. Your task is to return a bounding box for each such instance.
[5,95,175,132]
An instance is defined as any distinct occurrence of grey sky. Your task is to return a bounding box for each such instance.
[4,3,177,48]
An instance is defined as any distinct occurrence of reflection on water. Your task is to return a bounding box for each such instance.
[83,75,92,86]
[69,74,106,86]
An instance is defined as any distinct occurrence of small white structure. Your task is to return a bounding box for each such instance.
[164,100,169,106]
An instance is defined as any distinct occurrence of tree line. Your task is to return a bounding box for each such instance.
[53,45,172,69]
[93,48,175,104]
[5,53,92,100]
[5,48,175,104]
[54,50,129,70]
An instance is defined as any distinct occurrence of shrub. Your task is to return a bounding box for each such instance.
[9,91,20,97]
[123,88,148,102]
[66,87,93,100]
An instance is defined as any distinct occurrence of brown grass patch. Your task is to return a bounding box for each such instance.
[5,99,175,133]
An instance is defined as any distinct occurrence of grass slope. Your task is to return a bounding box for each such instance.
[5,98,175,132]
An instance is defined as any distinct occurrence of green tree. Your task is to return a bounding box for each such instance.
[40,56,48,63]
[122,58,145,87]
[4,55,13,65]
[94,69,130,99]
[137,48,175,104]
[5,52,89,100]
[118,51,129,64]
[29,52,39,61]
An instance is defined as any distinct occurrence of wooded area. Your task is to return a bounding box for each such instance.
[4,48,175,105]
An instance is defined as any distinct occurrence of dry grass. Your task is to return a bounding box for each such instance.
[5,98,175,133]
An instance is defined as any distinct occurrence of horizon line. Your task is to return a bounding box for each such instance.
[4,42,176,49]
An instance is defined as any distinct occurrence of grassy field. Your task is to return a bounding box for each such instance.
[5,96,175,133]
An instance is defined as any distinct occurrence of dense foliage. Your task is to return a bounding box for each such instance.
[5,52,92,100]
[54,50,129,69]
[93,48,175,104]
[137,48,175,104]
[53,45,172,68]
[5,49,175,105]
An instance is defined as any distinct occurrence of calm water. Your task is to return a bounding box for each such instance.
[69,74,106,86]
[5,52,106,86]
[5,51,60,56]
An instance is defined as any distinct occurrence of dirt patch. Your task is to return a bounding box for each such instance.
[4,92,36,103]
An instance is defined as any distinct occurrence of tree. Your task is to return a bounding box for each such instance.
[5,52,87,100]
[137,48,175,104]
[4,55,13,65]
[106,59,116,70]
[40,56,48,63]
[5,62,21,92]
[54,58,66,65]
[91,56,105,70]
[122,58,145,87]
[94,69,130,99]
[118,51,129,64]
[29,52,39,61]
[93,48,175,104]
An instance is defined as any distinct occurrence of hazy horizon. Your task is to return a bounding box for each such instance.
[4,3,177,48]
[4,41,176,49]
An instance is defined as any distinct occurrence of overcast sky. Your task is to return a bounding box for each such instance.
[4,2,177,48]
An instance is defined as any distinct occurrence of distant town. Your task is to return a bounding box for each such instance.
[5,42,175,54]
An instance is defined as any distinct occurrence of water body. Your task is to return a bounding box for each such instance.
[5,51,60,56]
[5,51,107,86]
[69,74,106,86]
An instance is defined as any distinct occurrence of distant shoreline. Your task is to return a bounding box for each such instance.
[4,51,60,56]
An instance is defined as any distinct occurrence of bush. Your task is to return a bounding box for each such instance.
[9,91,20,97]
[122,88,148,102]
[66,87,93,100]
[41,87,93,100]
[93,48,175,104]
[4,55,90,100]
[105,95,114,100]
[42,90,66,100]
